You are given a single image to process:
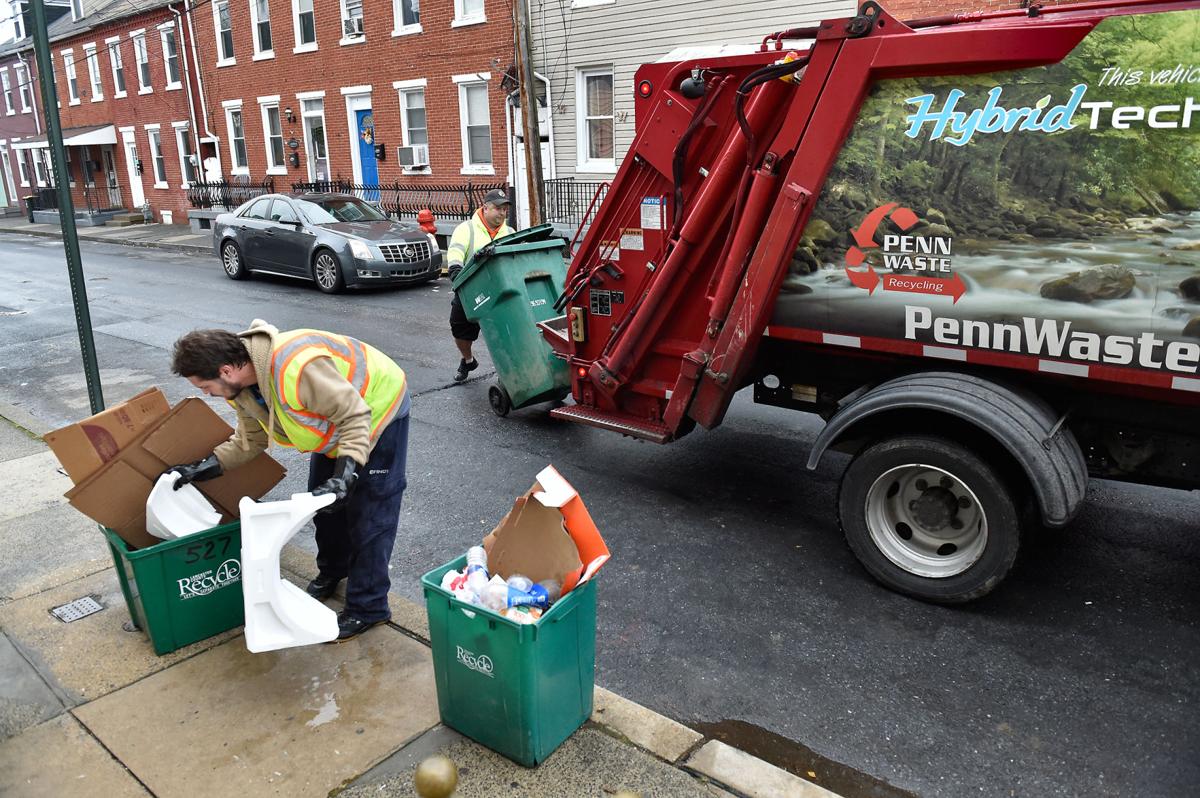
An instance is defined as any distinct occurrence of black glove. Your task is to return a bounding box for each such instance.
[312,456,359,511]
[164,454,222,490]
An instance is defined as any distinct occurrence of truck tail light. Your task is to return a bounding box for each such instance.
[637,80,653,98]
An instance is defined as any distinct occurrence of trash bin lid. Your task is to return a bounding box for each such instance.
[453,224,567,291]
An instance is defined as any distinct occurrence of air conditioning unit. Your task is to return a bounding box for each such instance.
[343,16,364,36]
[398,144,429,169]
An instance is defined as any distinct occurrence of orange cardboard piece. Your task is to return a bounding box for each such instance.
[43,387,170,484]
[483,465,609,597]
[60,395,285,549]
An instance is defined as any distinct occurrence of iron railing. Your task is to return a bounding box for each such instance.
[186,178,276,209]
[543,177,609,227]
[83,181,124,213]
[291,178,509,223]
[28,186,59,211]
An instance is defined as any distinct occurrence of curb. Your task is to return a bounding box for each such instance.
[0,226,210,256]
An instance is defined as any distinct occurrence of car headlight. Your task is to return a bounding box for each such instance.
[349,240,373,260]
[426,233,440,253]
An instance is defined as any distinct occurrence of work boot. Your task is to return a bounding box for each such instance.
[305,574,342,600]
[329,612,388,642]
[454,358,478,383]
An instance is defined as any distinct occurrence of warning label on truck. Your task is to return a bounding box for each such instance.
[620,228,645,250]
[770,9,1200,383]
[640,197,664,230]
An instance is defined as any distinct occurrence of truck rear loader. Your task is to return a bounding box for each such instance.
[538,0,1200,602]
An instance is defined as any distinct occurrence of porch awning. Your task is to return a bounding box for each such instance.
[11,124,117,150]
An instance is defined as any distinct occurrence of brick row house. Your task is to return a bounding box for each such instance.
[0,0,514,226]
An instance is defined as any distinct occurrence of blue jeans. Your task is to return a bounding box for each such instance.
[308,412,409,622]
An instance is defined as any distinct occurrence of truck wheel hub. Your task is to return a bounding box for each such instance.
[911,487,958,531]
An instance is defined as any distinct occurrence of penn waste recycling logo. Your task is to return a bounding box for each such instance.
[844,203,967,303]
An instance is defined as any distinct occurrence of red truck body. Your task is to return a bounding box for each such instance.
[540,0,1200,601]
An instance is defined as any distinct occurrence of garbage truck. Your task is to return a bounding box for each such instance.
[536,0,1200,602]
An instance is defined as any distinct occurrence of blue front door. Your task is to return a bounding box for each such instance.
[356,109,379,200]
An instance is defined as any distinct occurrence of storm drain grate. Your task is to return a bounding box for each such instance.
[50,596,104,623]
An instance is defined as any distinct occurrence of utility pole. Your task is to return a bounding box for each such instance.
[513,0,544,226]
[30,0,104,412]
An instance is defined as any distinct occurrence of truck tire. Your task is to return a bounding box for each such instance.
[838,435,1022,604]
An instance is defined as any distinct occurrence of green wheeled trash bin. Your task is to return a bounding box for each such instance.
[451,224,571,417]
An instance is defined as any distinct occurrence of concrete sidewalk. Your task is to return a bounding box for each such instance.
[0,411,839,798]
[0,215,212,254]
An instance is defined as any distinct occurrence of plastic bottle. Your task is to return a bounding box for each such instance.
[508,583,550,610]
[481,575,510,612]
[506,574,533,593]
[465,546,490,594]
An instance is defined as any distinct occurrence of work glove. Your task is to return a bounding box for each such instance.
[312,456,359,511]
[164,454,222,490]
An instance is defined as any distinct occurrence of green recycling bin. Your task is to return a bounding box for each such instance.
[451,224,571,416]
[422,555,597,767]
[104,522,245,655]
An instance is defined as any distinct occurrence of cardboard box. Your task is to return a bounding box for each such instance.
[53,396,284,550]
[44,387,170,483]
[483,465,609,596]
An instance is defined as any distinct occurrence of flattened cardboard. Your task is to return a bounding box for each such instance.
[43,387,169,484]
[483,465,609,596]
[63,396,285,549]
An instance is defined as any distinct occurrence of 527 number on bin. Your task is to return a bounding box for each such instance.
[184,535,233,564]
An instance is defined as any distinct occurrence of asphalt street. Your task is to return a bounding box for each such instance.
[0,232,1196,797]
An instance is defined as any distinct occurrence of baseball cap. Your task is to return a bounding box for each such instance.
[482,188,511,206]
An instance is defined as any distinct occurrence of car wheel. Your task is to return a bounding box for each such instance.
[838,435,1024,604]
[221,240,248,280]
[312,249,345,294]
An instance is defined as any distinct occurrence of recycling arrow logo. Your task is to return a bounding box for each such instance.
[844,203,967,303]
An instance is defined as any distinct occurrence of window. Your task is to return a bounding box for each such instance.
[13,11,24,41]
[251,0,274,57]
[16,148,30,185]
[395,81,428,171]
[295,196,387,223]
[452,0,484,26]
[294,0,317,50]
[62,50,80,104]
[146,126,167,188]
[341,0,364,42]
[260,99,286,174]
[269,199,299,223]
[1,70,12,115]
[107,38,126,97]
[214,1,235,63]
[455,76,492,173]
[15,63,32,112]
[34,150,47,186]
[224,102,248,173]
[71,0,84,21]
[132,32,151,93]
[577,66,615,170]
[243,197,272,219]
[80,145,95,186]
[160,26,181,88]
[84,45,103,101]
[174,123,197,187]
[393,0,419,34]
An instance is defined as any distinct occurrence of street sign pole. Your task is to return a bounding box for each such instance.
[30,0,104,413]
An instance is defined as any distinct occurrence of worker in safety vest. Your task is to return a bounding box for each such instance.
[447,188,514,382]
[165,320,409,642]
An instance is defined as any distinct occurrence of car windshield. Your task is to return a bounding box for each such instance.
[294,197,388,224]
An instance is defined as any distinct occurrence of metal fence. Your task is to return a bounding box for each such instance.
[27,182,126,215]
[186,178,276,209]
[543,177,609,228]
[291,179,508,223]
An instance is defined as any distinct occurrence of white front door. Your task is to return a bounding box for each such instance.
[122,131,145,208]
[0,148,13,207]
[511,102,553,229]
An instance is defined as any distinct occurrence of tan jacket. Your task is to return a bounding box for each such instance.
[213,320,400,470]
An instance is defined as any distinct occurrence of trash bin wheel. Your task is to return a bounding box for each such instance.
[488,384,512,417]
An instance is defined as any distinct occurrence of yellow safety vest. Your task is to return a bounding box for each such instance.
[266,329,407,455]
[447,210,514,269]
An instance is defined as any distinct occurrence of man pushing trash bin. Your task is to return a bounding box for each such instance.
[165,320,409,642]
[447,188,514,383]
